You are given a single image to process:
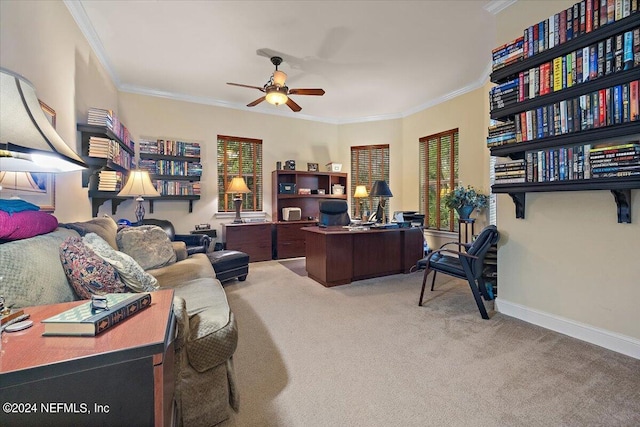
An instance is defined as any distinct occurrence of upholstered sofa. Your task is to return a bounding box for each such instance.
[0,215,238,426]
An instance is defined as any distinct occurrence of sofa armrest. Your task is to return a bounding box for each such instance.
[172,296,190,351]
[175,234,211,253]
[172,241,188,261]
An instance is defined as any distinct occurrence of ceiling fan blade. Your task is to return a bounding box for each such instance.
[227,82,265,92]
[286,98,302,112]
[247,96,266,107]
[289,88,325,96]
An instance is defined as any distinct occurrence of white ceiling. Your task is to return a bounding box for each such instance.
[65,0,516,124]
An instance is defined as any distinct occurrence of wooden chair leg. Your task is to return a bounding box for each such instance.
[430,271,437,291]
[418,267,432,306]
[466,277,490,320]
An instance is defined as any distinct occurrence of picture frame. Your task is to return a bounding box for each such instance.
[307,162,319,172]
[0,101,56,211]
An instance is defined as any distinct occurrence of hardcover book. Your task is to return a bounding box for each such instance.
[42,293,152,336]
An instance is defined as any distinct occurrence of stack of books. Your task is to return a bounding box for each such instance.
[490,78,519,111]
[492,36,524,71]
[494,159,526,184]
[88,136,112,159]
[87,108,113,128]
[97,170,122,192]
[487,120,516,147]
[590,142,640,178]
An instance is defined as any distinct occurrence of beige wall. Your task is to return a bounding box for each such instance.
[0,0,118,222]
[2,0,638,351]
[495,1,640,342]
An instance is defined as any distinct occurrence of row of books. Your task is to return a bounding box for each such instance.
[153,180,201,196]
[522,0,638,60]
[139,138,201,157]
[488,80,639,147]
[87,108,134,151]
[138,159,202,176]
[96,170,123,192]
[494,142,640,183]
[516,28,639,103]
[87,136,134,169]
[487,121,516,146]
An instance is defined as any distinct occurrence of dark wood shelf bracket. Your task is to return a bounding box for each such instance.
[91,196,125,217]
[509,192,526,219]
[611,189,632,224]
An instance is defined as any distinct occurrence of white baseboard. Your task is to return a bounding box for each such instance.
[496,298,640,359]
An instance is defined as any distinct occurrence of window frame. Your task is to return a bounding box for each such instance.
[419,129,459,232]
[217,135,263,213]
[350,144,390,220]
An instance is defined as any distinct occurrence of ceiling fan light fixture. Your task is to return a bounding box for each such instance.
[265,85,288,106]
[272,70,287,87]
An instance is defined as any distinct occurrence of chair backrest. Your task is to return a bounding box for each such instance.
[318,199,351,226]
[461,225,499,278]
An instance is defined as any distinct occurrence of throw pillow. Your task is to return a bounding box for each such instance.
[116,225,177,270]
[0,210,58,241]
[60,215,119,250]
[83,232,159,293]
[59,236,125,299]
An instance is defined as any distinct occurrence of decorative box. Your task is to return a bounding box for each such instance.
[326,162,342,172]
[278,183,296,194]
[298,188,311,195]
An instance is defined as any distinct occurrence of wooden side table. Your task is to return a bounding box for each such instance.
[0,289,176,427]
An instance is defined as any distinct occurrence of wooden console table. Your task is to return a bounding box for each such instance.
[303,226,423,287]
[0,289,176,427]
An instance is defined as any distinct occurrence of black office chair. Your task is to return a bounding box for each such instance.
[318,199,351,226]
[417,225,499,319]
[140,218,211,255]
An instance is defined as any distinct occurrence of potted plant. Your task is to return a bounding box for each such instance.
[442,185,489,219]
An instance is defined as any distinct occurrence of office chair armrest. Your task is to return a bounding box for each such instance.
[439,241,471,252]
[434,248,480,260]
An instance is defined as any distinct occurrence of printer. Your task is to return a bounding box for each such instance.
[282,207,302,221]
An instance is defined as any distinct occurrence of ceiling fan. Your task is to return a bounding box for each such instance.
[227,56,325,112]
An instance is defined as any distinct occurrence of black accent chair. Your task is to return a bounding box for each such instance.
[318,199,351,226]
[417,225,499,319]
[140,219,211,255]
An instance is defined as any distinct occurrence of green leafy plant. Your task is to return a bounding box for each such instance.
[442,185,489,210]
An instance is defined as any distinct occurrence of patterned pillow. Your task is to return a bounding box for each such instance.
[60,216,119,250]
[59,236,125,299]
[83,233,159,293]
[116,225,177,270]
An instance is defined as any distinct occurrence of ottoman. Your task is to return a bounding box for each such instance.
[207,250,249,283]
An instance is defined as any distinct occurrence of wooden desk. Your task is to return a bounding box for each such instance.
[0,289,176,427]
[303,226,423,287]
[223,222,273,261]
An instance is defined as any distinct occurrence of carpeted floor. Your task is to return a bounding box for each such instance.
[222,259,640,427]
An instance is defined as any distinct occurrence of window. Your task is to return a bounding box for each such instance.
[217,135,262,212]
[419,129,459,231]
[350,145,390,220]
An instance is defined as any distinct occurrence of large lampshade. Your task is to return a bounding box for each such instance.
[0,68,87,172]
[226,177,251,223]
[353,185,369,198]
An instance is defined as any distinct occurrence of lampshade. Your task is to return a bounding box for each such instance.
[272,70,287,87]
[369,180,393,197]
[225,177,251,194]
[0,68,87,172]
[117,170,161,198]
[353,185,369,198]
[265,86,288,106]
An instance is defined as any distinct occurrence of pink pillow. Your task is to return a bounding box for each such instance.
[0,210,58,240]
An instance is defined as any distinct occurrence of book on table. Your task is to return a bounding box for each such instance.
[42,293,152,336]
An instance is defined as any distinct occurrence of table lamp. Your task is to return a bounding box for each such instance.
[369,180,393,223]
[117,170,160,223]
[353,185,369,221]
[226,177,251,223]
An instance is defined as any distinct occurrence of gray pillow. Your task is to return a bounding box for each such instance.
[116,225,177,270]
[83,233,159,293]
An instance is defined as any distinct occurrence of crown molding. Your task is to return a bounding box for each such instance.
[484,0,518,15]
[63,0,120,86]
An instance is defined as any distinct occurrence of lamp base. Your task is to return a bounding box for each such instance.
[233,197,243,223]
[135,197,145,223]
